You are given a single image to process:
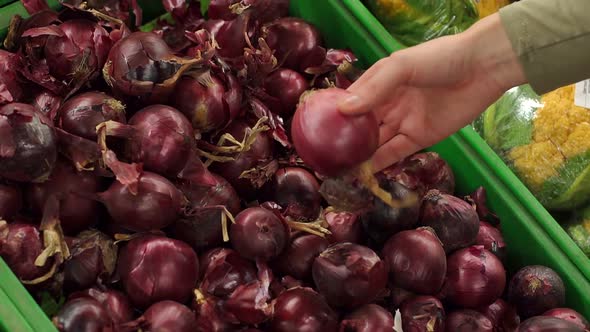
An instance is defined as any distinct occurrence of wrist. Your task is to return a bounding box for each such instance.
[462,13,527,92]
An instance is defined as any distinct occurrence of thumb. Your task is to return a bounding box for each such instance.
[338,93,370,115]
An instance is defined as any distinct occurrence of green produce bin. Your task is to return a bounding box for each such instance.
[0,1,16,9]
[1,0,590,331]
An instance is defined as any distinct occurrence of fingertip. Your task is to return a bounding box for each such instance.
[338,94,368,115]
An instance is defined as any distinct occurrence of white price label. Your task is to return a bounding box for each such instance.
[574,79,590,108]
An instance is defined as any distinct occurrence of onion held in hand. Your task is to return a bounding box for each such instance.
[291,88,378,177]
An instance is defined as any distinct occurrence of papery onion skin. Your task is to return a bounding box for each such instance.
[32,90,62,121]
[477,298,520,331]
[269,287,339,332]
[381,227,446,295]
[28,160,103,235]
[324,210,364,244]
[0,50,24,104]
[507,265,566,319]
[263,167,321,221]
[445,309,494,332]
[273,233,329,281]
[400,295,445,332]
[0,183,23,219]
[0,222,51,281]
[312,242,388,309]
[339,303,395,332]
[100,171,184,232]
[543,308,589,329]
[476,221,507,262]
[142,300,197,332]
[444,246,506,309]
[116,235,199,309]
[52,297,114,332]
[58,91,125,140]
[418,190,480,253]
[200,248,257,299]
[230,207,290,261]
[291,88,379,177]
[517,316,586,332]
[0,103,57,183]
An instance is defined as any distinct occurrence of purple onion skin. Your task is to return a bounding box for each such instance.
[0,103,57,182]
[116,235,199,309]
[142,301,197,332]
[508,266,566,319]
[28,160,103,235]
[230,207,290,261]
[418,190,480,253]
[200,248,257,298]
[445,309,494,332]
[312,242,388,309]
[269,287,339,332]
[262,17,324,72]
[101,171,184,232]
[543,308,589,329]
[340,304,395,332]
[52,297,114,332]
[203,16,251,59]
[263,68,309,117]
[0,222,50,281]
[69,288,134,325]
[0,183,22,219]
[57,91,125,140]
[382,228,446,295]
[477,298,520,332]
[324,211,364,244]
[32,90,62,120]
[43,19,111,81]
[273,233,329,281]
[444,246,506,309]
[476,221,507,262]
[172,173,241,251]
[0,50,23,104]
[400,296,445,332]
[264,167,321,221]
[517,316,586,332]
[362,181,420,245]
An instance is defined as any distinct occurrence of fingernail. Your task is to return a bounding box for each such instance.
[339,95,363,113]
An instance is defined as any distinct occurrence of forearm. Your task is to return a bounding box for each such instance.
[499,0,590,94]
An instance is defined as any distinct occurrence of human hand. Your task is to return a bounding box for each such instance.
[339,14,526,172]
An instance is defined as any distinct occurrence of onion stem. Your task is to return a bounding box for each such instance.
[357,161,418,209]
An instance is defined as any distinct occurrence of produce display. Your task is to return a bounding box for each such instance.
[0,1,588,332]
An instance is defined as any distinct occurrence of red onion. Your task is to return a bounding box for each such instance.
[324,210,364,244]
[0,221,51,281]
[476,221,507,262]
[172,71,242,133]
[543,308,589,329]
[32,90,62,121]
[57,91,125,140]
[103,32,204,103]
[223,261,273,325]
[269,287,339,332]
[99,171,184,232]
[444,246,506,308]
[517,316,586,332]
[477,298,520,331]
[116,235,199,309]
[0,50,24,104]
[62,230,116,292]
[0,103,57,183]
[263,68,309,117]
[291,88,378,177]
[141,301,197,332]
[200,248,257,298]
[230,206,290,261]
[468,186,500,225]
[27,160,103,235]
[262,17,325,72]
[446,309,494,332]
[52,297,114,332]
[381,152,455,197]
[203,15,252,59]
[273,233,329,281]
[312,242,388,308]
[507,265,566,319]
[69,288,133,325]
[307,48,361,89]
[0,183,23,219]
[389,285,416,311]
[400,295,445,332]
[418,190,480,253]
[263,167,321,221]
[241,0,290,23]
[193,289,240,332]
[340,304,395,332]
[382,227,447,295]
[172,173,241,250]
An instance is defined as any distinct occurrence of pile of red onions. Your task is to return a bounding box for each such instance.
[0,1,587,332]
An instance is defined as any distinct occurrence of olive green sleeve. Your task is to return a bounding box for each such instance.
[499,0,590,95]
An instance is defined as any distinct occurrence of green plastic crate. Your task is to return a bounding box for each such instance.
[1,0,589,331]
